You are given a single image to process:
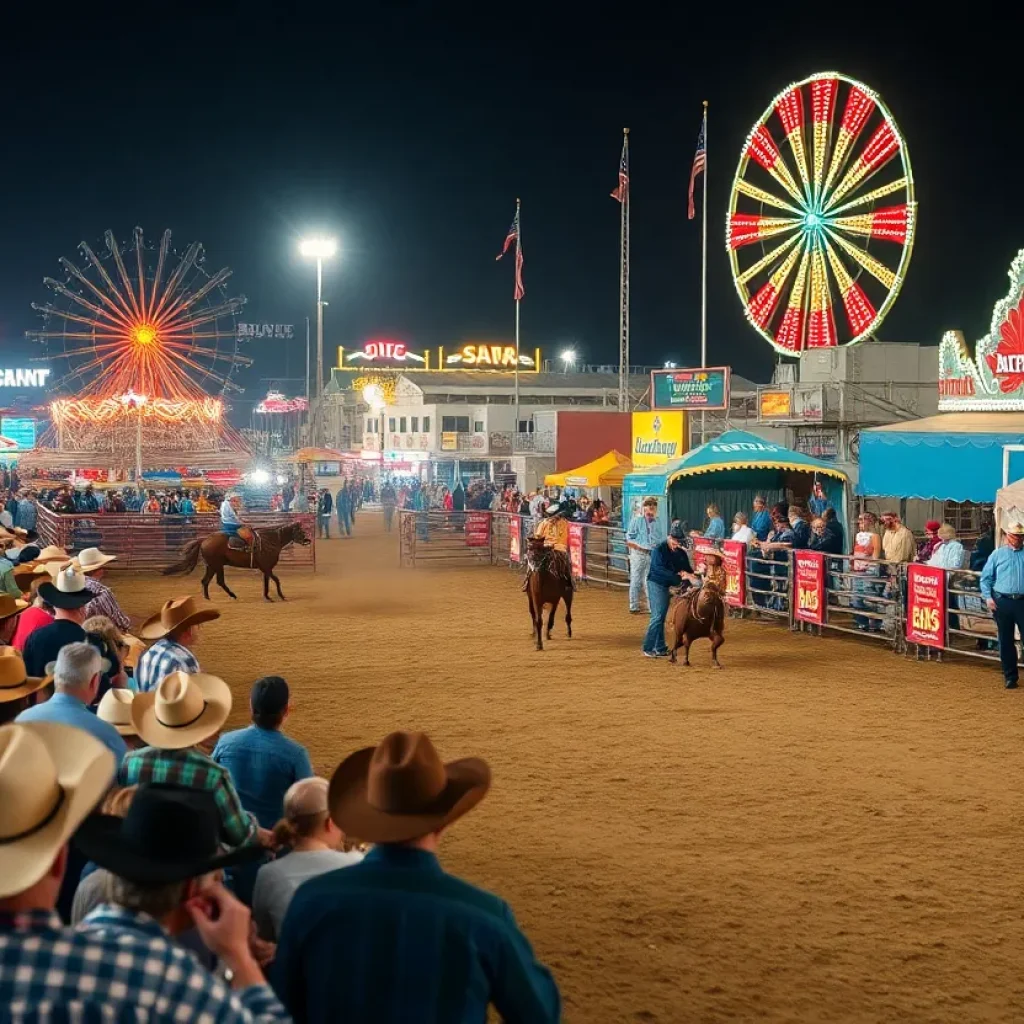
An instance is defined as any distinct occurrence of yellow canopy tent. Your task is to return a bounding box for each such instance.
[545,450,633,488]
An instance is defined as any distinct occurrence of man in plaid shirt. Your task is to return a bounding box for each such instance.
[132,596,221,694]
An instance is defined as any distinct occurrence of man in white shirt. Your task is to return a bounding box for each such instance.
[731,512,755,545]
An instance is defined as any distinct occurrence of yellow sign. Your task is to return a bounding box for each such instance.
[759,391,792,418]
[444,344,538,369]
[631,411,686,467]
[441,432,458,451]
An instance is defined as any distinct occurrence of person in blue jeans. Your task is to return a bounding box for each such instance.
[643,523,697,658]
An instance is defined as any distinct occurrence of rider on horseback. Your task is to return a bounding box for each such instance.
[220,492,254,552]
[526,497,576,590]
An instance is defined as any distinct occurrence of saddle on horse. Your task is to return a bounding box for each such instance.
[226,525,255,552]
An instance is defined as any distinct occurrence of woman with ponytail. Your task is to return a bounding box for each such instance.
[252,777,364,940]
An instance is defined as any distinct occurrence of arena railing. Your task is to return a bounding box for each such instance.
[397,509,494,569]
[907,567,999,664]
[34,505,317,571]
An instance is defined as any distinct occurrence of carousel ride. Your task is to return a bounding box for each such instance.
[24,227,253,476]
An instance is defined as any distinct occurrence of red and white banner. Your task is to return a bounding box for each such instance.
[465,512,491,548]
[906,564,946,649]
[793,550,826,625]
[568,523,585,578]
[509,516,521,563]
[721,540,747,608]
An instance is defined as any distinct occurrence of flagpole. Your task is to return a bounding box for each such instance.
[618,128,630,413]
[514,197,521,433]
[700,100,708,445]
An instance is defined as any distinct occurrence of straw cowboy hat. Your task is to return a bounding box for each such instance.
[137,596,221,641]
[329,731,491,844]
[0,722,115,898]
[67,547,117,573]
[1004,512,1024,536]
[37,565,93,610]
[130,670,232,750]
[30,546,71,570]
[702,550,724,565]
[0,647,47,703]
[96,687,137,736]
[0,593,29,624]
[74,783,263,885]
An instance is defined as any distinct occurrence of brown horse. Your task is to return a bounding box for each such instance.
[163,523,311,601]
[524,536,573,651]
[666,583,725,667]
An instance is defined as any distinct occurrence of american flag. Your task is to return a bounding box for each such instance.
[496,206,524,300]
[688,117,706,220]
[610,134,629,203]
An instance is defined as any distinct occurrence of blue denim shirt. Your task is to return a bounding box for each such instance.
[212,725,313,829]
[273,845,561,1024]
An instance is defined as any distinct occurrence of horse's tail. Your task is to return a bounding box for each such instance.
[163,538,203,576]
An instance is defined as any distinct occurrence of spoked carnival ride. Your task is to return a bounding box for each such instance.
[23,227,254,483]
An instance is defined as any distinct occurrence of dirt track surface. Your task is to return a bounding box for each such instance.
[110,512,1023,1023]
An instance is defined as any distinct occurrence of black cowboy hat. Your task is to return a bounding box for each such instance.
[75,783,264,884]
[37,565,94,610]
[543,498,578,520]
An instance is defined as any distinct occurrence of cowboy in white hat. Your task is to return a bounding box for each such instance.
[132,597,221,694]
[96,688,142,748]
[273,731,561,1023]
[21,565,94,682]
[118,670,271,851]
[59,547,130,633]
[0,738,288,1022]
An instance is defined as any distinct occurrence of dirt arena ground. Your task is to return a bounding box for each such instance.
[110,512,1024,1023]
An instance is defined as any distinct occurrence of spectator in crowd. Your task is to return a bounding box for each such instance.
[119,669,269,851]
[851,511,884,632]
[80,485,100,513]
[625,497,663,615]
[213,676,314,830]
[337,481,353,536]
[132,596,221,693]
[452,480,466,512]
[22,566,94,680]
[971,518,996,573]
[693,503,725,541]
[70,785,139,925]
[0,543,21,599]
[917,520,942,562]
[822,506,845,553]
[381,480,397,532]
[252,777,363,941]
[196,490,217,513]
[927,523,967,570]
[757,512,795,613]
[590,499,610,525]
[808,479,833,518]
[317,488,332,539]
[63,546,131,632]
[730,511,754,545]
[643,522,697,658]
[981,516,1024,689]
[0,724,123,1017]
[71,783,288,1020]
[273,731,561,1023]
[750,495,772,542]
[880,510,915,564]
[95,686,144,749]
[16,490,37,533]
[10,578,50,651]
[105,490,127,513]
[788,504,812,549]
[0,643,46,726]
[810,517,844,555]
[17,642,126,765]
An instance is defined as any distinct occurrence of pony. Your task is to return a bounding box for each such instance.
[163,522,311,601]
[524,535,573,651]
[666,582,726,668]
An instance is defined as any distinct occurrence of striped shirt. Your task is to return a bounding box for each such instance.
[118,746,258,849]
[83,576,131,631]
[132,637,199,693]
[0,907,287,1023]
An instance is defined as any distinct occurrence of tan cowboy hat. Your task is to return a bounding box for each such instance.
[702,550,724,564]
[30,546,70,570]
[0,721,116,898]
[0,647,47,703]
[68,547,117,573]
[130,670,232,749]
[137,596,221,641]
[329,731,491,844]
[96,687,137,736]
[0,593,29,623]
[121,633,148,671]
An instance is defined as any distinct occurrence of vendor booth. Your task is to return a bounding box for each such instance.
[622,429,848,535]
[544,450,632,489]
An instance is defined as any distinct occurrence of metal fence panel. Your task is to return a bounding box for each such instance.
[398,510,494,569]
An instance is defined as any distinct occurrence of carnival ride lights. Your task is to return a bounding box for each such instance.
[727,73,916,355]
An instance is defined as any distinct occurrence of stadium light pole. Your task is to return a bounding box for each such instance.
[560,348,577,375]
[299,237,338,445]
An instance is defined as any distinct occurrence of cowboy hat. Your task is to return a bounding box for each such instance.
[121,633,148,671]
[0,647,47,703]
[0,722,115,898]
[74,783,263,885]
[543,498,577,520]
[0,593,28,623]
[130,670,232,750]
[96,687,137,736]
[702,550,724,565]
[30,546,70,569]
[137,596,221,641]
[329,731,490,844]
[68,547,117,573]
[37,565,93,610]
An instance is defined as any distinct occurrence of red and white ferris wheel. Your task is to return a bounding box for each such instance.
[727,72,916,355]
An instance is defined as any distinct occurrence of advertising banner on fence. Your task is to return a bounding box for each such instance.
[568,523,585,578]
[509,516,521,563]
[691,539,744,606]
[465,512,491,548]
[906,564,946,649]
[793,550,826,625]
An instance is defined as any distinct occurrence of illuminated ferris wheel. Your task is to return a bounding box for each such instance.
[28,227,250,400]
[727,73,916,355]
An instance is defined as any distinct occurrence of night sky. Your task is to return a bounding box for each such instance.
[0,10,1015,418]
